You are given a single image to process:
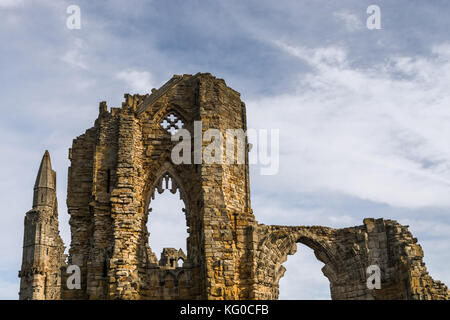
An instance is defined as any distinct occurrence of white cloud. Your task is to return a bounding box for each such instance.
[60,38,88,70]
[0,0,24,8]
[333,10,363,32]
[274,41,348,68]
[432,43,450,59]
[115,69,154,94]
[248,41,450,209]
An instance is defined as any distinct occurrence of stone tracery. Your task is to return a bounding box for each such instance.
[160,112,185,135]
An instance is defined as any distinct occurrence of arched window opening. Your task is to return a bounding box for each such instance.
[146,174,188,262]
[278,243,331,300]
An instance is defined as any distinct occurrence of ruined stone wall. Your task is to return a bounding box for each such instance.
[196,76,256,299]
[251,218,450,300]
[19,208,66,300]
[20,73,450,300]
[64,126,97,299]
[62,73,257,299]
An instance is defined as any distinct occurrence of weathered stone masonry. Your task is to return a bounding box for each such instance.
[18,151,65,300]
[19,73,450,300]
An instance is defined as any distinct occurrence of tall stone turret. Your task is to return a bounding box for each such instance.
[33,150,57,208]
[18,151,66,300]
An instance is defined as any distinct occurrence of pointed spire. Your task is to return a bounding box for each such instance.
[34,150,55,190]
[32,150,56,208]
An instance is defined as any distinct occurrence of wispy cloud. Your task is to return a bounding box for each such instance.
[274,41,348,68]
[115,69,154,94]
[333,10,363,32]
[249,41,450,209]
[60,38,88,69]
[0,0,24,8]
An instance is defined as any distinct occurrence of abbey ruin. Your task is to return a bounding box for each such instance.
[19,73,450,300]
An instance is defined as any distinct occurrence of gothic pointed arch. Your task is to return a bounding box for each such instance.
[144,162,190,214]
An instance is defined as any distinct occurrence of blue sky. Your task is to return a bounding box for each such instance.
[1,0,450,299]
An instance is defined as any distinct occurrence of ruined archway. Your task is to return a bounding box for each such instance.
[279,243,330,299]
[252,226,343,299]
[251,219,450,300]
